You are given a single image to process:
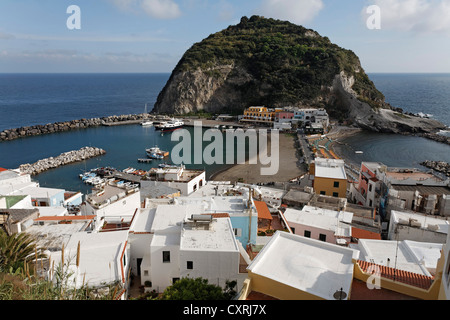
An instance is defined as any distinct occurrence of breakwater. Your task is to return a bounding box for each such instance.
[19,147,106,176]
[0,113,153,142]
[420,160,450,177]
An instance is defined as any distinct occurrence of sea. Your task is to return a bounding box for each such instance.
[0,73,450,194]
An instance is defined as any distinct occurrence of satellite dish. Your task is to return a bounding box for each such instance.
[333,288,347,300]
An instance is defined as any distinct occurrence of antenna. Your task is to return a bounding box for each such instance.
[393,225,400,282]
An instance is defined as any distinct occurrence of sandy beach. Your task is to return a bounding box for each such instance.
[211,132,305,184]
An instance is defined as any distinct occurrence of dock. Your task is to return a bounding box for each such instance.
[138,158,153,163]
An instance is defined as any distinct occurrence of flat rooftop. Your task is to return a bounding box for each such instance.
[354,239,443,276]
[284,206,352,237]
[247,231,358,300]
[391,210,449,234]
[181,216,239,252]
[385,169,444,183]
[314,158,347,180]
[392,184,450,195]
[86,184,137,206]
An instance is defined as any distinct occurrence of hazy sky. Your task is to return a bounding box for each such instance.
[1,0,450,73]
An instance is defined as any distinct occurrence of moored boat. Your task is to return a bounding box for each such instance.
[154,119,184,131]
[146,146,169,159]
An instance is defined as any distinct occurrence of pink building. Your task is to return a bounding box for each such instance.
[276,112,294,121]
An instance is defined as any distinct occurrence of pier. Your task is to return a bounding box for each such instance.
[138,159,153,163]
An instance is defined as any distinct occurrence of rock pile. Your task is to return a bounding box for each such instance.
[0,113,152,142]
[19,147,106,176]
[421,160,450,177]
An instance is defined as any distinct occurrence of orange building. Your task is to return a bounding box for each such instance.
[242,106,282,124]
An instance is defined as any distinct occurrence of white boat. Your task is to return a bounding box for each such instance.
[141,121,153,127]
[155,119,184,131]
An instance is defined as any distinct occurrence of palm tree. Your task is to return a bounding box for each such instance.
[0,229,47,274]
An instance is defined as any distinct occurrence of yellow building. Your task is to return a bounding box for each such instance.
[239,231,358,300]
[242,106,282,124]
[310,158,347,198]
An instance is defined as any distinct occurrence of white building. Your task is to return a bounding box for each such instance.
[179,214,245,289]
[284,205,353,245]
[82,183,141,221]
[388,210,449,243]
[47,230,130,299]
[128,203,248,293]
[243,231,359,300]
[439,231,450,299]
[141,167,206,196]
[352,238,443,277]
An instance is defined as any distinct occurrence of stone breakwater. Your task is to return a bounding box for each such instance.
[418,133,450,146]
[420,160,450,177]
[19,147,106,176]
[0,113,152,142]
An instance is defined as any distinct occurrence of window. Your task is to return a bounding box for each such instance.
[187,261,193,270]
[319,234,327,242]
[369,184,373,192]
[334,181,340,188]
[304,230,311,238]
[320,191,326,195]
[333,192,339,198]
[446,258,450,285]
[162,251,170,263]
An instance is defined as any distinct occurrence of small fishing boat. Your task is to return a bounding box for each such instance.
[146,146,169,159]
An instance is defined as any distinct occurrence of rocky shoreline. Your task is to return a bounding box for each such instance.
[19,147,106,176]
[0,113,153,142]
[420,160,450,177]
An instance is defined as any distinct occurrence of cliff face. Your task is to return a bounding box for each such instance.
[153,16,446,134]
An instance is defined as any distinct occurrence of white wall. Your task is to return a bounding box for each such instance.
[83,191,141,219]
[150,240,180,292]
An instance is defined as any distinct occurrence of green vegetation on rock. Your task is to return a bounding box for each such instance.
[156,15,385,115]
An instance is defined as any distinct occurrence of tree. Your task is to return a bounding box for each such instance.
[0,229,47,274]
[160,277,237,300]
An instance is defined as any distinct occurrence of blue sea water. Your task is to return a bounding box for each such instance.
[0,73,450,193]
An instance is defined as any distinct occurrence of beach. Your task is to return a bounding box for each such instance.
[211,132,305,184]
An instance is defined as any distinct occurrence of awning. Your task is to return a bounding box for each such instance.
[254,200,273,221]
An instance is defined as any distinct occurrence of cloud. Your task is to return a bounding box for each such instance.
[110,0,182,19]
[364,0,450,34]
[257,0,324,25]
[0,31,15,40]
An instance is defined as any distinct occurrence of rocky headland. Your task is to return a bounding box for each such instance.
[152,15,448,137]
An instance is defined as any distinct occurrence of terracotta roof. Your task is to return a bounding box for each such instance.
[202,213,230,218]
[351,227,381,240]
[35,215,96,221]
[357,260,434,290]
[254,200,273,221]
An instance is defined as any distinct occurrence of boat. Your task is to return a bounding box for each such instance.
[154,119,184,132]
[355,151,364,154]
[141,121,153,127]
[146,146,169,159]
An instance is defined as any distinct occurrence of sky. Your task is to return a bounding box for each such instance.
[1,0,450,73]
